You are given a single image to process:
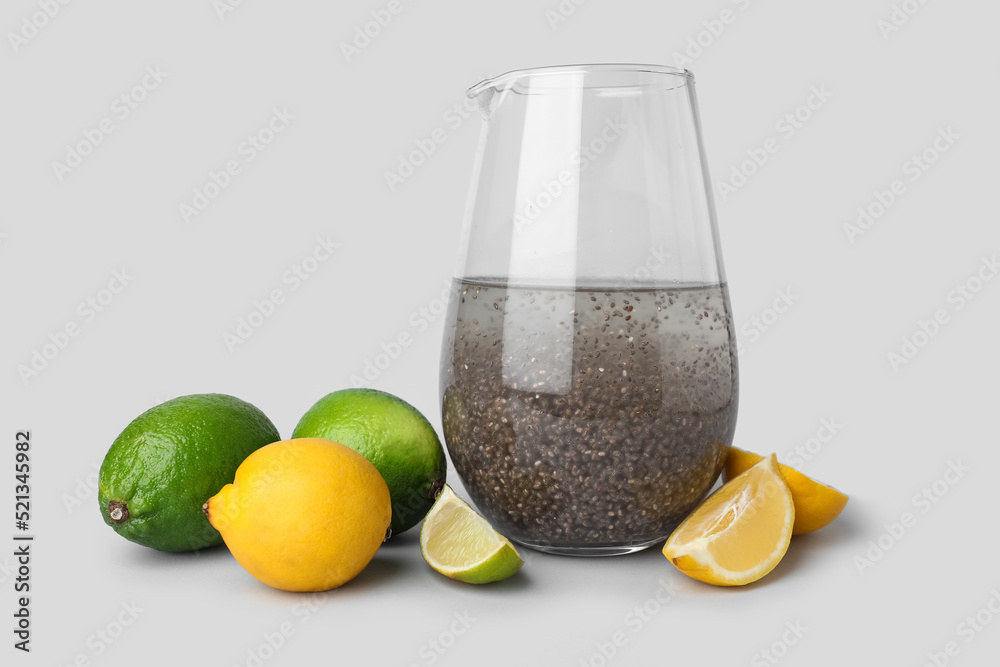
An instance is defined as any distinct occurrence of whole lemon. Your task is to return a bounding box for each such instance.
[204,438,391,592]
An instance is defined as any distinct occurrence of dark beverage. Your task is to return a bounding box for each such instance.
[440,279,739,555]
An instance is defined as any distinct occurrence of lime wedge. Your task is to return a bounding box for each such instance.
[419,484,524,584]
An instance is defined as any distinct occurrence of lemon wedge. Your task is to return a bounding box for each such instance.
[724,446,848,535]
[663,454,794,586]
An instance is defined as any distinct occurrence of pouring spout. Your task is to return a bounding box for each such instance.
[467,82,496,118]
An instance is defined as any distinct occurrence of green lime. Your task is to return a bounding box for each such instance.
[99,393,280,552]
[291,388,446,535]
[420,484,523,584]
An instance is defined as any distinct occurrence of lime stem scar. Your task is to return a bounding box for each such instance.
[109,500,129,524]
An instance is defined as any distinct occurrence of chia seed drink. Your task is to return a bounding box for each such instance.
[440,279,739,555]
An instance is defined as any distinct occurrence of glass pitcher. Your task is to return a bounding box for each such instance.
[440,64,738,556]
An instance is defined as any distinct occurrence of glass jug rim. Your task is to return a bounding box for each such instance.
[467,63,693,98]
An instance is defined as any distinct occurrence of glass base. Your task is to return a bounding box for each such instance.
[513,537,664,557]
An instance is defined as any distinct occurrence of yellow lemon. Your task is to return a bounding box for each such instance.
[723,446,848,535]
[663,454,794,586]
[204,438,391,592]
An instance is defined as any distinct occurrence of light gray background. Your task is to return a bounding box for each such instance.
[3,1,999,665]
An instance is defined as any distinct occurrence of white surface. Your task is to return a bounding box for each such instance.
[2,1,999,665]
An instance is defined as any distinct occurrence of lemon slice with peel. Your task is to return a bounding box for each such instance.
[420,484,523,584]
[663,454,794,586]
[724,446,848,535]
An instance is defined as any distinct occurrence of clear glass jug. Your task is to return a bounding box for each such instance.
[440,64,738,556]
